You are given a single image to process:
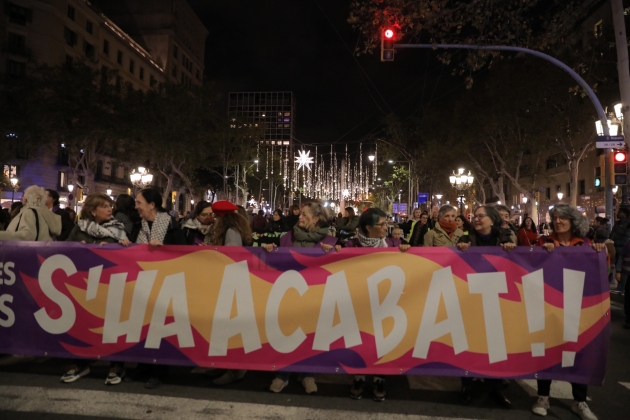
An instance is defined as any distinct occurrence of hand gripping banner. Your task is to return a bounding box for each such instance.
[0,242,609,385]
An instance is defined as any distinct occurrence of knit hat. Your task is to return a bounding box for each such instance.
[211,200,238,216]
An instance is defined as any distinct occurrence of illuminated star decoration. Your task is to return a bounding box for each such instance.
[295,149,314,171]
[342,189,350,198]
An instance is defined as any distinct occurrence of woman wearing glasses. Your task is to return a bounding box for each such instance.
[339,207,409,402]
[183,200,214,245]
[423,205,465,247]
[456,205,515,408]
[530,204,603,420]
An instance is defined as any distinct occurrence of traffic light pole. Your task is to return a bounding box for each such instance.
[393,43,615,225]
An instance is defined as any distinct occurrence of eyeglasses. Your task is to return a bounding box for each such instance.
[374,222,388,228]
[472,214,487,220]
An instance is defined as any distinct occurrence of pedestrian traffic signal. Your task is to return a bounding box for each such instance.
[381,28,395,62]
[613,149,628,185]
[594,177,601,187]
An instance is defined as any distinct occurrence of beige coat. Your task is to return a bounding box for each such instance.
[0,205,61,242]
[423,223,464,247]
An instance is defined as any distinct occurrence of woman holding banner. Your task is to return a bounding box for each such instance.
[531,204,602,420]
[263,202,338,394]
[423,205,464,247]
[340,207,409,402]
[456,205,515,408]
[60,193,130,384]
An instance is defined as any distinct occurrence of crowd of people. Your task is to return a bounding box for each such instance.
[0,185,621,420]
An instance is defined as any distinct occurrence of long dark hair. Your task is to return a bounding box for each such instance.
[114,194,136,217]
[475,205,504,238]
[137,188,166,213]
[345,206,356,222]
[519,217,537,232]
[213,213,253,245]
[456,215,473,232]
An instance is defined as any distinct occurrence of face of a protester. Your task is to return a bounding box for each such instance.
[420,214,428,225]
[498,210,510,226]
[553,213,572,235]
[473,208,493,234]
[456,217,463,229]
[45,192,53,209]
[293,208,300,216]
[93,201,113,224]
[135,193,155,220]
[273,213,281,221]
[412,209,421,219]
[392,229,402,239]
[432,208,438,218]
[197,207,214,225]
[367,217,388,239]
[299,208,317,231]
[440,210,456,224]
[525,218,532,228]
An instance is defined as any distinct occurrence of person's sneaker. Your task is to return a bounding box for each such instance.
[372,378,386,402]
[213,370,246,385]
[60,365,90,383]
[350,378,365,399]
[269,378,288,393]
[104,367,125,385]
[532,396,550,416]
[571,401,598,420]
[302,377,317,394]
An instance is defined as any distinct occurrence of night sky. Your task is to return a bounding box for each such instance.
[188,0,465,149]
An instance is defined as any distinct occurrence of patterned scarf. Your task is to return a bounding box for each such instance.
[357,232,388,248]
[77,219,128,241]
[182,218,214,245]
[137,212,171,244]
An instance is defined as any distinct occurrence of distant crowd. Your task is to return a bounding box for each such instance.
[0,185,625,420]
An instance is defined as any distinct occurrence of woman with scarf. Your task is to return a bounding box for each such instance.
[262,202,338,394]
[134,188,185,389]
[456,205,515,408]
[338,207,409,402]
[113,194,141,242]
[208,200,254,385]
[517,217,539,246]
[530,204,602,420]
[183,201,214,245]
[60,193,129,385]
[423,205,464,247]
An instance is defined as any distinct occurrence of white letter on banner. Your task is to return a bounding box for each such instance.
[0,294,15,327]
[103,271,157,344]
[367,266,407,358]
[265,270,308,353]
[209,261,261,356]
[3,262,16,286]
[312,270,362,351]
[33,255,77,334]
[145,273,194,349]
[413,266,468,358]
[468,272,508,363]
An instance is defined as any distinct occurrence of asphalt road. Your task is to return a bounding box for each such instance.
[1,303,628,420]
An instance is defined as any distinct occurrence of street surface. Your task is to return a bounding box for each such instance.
[1,302,628,420]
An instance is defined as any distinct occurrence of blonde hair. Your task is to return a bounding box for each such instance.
[80,193,113,222]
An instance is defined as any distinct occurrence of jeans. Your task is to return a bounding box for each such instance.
[537,380,587,402]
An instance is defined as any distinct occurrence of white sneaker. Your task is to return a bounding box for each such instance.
[532,396,550,416]
[269,378,288,393]
[571,401,598,420]
[302,377,317,394]
[60,366,90,383]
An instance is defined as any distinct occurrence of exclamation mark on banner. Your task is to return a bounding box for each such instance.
[522,270,546,357]
[562,269,585,367]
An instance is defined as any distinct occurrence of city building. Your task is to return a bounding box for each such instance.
[1,0,207,210]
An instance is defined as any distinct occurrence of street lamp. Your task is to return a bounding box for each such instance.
[368,155,375,162]
[449,168,474,214]
[613,185,619,194]
[10,177,18,203]
[435,194,443,207]
[129,166,153,192]
[106,187,112,196]
[557,192,564,201]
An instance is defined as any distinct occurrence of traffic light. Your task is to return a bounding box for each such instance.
[381,28,395,62]
[594,166,602,188]
[613,149,628,185]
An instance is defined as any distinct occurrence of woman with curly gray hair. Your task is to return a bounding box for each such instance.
[0,185,61,241]
[532,204,604,419]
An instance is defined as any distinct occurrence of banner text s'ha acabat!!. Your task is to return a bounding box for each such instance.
[0,242,610,385]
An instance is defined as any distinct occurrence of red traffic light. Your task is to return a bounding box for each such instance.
[384,29,394,39]
[614,151,627,162]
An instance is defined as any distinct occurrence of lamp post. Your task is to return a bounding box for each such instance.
[10,177,18,203]
[557,192,564,202]
[129,166,153,194]
[67,184,76,214]
[435,194,443,207]
[449,168,474,215]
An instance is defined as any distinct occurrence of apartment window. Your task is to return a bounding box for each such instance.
[173,45,178,58]
[579,180,586,195]
[139,67,144,80]
[172,65,177,77]
[67,5,75,20]
[566,182,571,197]
[129,59,135,74]
[84,41,94,58]
[86,20,93,34]
[64,27,77,46]
[103,39,109,55]
[65,54,73,68]
[594,20,603,38]
[545,188,551,200]
[7,32,25,54]
[149,74,156,87]
[6,59,25,78]
[117,50,122,65]
[8,3,32,25]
